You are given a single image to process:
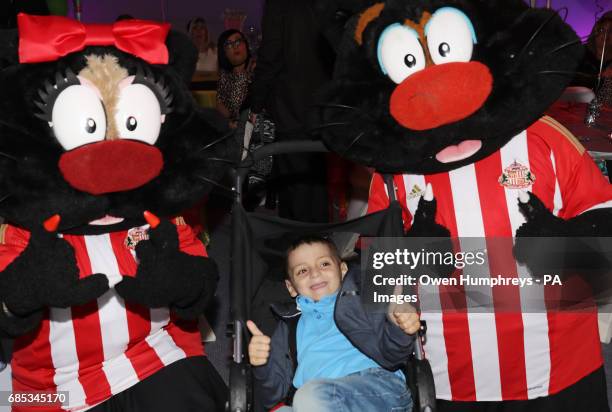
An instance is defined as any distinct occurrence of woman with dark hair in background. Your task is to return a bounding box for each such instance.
[216,29,255,127]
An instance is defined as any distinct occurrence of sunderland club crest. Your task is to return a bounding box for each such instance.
[498,161,536,189]
[125,226,150,250]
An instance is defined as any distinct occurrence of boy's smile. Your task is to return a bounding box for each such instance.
[286,242,348,302]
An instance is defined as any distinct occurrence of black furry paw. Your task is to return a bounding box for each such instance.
[115,220,219,319]
[0,308,43,338]
[405,184,454,277]
[405,184,451,238]
[0,227,109,318]
[514,192,571,278]
[515,192,612,283]
[515,192,568,238]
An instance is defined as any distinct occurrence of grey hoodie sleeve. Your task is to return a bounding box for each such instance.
[252,321,294,409]
[335,290,415,371]
[380,317,416,367]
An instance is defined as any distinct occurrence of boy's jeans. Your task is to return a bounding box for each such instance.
[276,367,412,412]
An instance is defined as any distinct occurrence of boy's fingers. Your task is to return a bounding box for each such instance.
[246,320,264,336]
[387,285,402,315]
[251,341,270,350]
[393,302,417,314]
[395,312,418,320]
[400,318,419,329]
[251,352,269,362]
[252,351,269,358]
[393,312,420,327]
[251,335,271,345]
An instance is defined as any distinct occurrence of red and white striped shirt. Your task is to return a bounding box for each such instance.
[0,219,207,411]
[368,117,612,402]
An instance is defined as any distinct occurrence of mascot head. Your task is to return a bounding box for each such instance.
[0,14,234,233]
[317,0,583,174]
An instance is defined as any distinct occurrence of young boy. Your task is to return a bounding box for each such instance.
[247,235,420,411]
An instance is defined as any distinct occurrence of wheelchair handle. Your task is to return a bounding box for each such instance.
[415,320,427,361]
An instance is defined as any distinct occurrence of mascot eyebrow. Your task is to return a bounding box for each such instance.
[355,3,385,45]
[34,61,173,124]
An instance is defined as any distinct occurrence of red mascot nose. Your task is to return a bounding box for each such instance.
[389,62,493,131]
[59,140,163,195]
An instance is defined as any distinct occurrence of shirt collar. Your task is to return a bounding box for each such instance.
[296,292,338,314]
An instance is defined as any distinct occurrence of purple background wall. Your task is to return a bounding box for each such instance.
[76,0,608,40]
[549,0,611,38]
[76,0,265,40]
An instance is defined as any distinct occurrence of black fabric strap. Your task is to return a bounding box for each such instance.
[382,174,396,202]
[284,315,300,406]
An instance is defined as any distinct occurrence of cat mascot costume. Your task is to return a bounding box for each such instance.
[316,0,612,411]
[0,14,234,412]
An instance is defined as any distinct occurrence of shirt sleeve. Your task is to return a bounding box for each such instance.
[174,217,207,258]
[252,321,294,409]
[533,117,612,219]
[0,224,30,271]
[367,173,391,215]
[559,152,612,218]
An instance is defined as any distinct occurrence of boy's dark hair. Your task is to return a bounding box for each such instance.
[284,234,341,278]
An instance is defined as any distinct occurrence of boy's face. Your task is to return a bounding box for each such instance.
[285,242,348,301]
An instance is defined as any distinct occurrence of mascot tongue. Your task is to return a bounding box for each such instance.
[435,140,482,163]
[89,215,125,225]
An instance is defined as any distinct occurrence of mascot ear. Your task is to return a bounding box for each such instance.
[314,0,370,51]
[479,0,528,18]
[165,29,198,85]
[0,29,19,70]
[486,0,528,10]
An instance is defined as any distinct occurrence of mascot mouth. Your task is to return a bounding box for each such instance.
[435,140,482,163]
[89,215,125,226]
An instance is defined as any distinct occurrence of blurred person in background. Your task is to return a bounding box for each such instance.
[188,17,218,73]
[576,11,612,90]
[249,0,335,223]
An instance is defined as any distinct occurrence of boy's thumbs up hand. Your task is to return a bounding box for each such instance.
[247,320,271,366]
[387,285,421,335]
[247,320,264,336]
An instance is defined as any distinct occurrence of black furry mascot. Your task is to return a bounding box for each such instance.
[0,14,233,411]
[317,0,612,411]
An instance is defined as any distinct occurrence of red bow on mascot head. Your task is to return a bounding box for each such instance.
[18,13,170,64]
